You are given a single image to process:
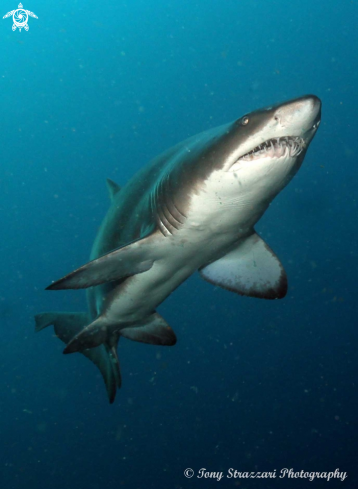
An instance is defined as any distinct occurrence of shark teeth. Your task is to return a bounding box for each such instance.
[239,136,305,161]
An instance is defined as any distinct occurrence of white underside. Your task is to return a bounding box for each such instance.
[97,151,296,330]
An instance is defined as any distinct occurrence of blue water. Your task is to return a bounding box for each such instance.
[1,0,357,487]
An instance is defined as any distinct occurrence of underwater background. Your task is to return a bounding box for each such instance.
[1,0,357,487]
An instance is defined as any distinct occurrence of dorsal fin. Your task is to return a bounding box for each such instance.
[106,178,121,201]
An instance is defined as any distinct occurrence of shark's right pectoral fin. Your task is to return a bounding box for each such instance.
[35,312,121,403]
[47,234,156,290]
[199,232,288,299]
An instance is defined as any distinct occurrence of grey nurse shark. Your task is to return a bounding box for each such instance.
[35,95,321,402]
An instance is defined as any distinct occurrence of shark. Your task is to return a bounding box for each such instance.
[35,95,321,402]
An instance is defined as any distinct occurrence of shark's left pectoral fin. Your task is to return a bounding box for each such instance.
[47,234,155,290]
[199,232,287,299]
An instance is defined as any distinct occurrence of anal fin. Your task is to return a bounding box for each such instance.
[35,312,121,403]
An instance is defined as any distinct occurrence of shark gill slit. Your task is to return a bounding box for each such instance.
[156,176,186,236]
[153,180,172,236]
[163,175,186,224]
[158,178,179,230]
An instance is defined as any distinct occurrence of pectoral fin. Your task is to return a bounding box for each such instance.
[47,234,156,290]
[199,232,287,299]
[35,312,121,403]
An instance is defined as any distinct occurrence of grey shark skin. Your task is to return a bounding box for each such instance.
[35,95,321,402]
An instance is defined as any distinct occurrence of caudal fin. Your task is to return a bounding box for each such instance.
[35,312,121,403]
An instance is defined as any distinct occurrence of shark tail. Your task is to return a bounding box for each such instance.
[35,312,121,403]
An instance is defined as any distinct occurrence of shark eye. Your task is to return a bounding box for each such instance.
[241,116,249,126]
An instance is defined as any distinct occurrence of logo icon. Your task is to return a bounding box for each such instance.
[3,3,38,31]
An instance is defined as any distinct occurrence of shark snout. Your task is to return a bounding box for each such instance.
[274,95,321,134]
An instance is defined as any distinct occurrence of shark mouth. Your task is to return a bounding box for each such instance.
[239,136,305,161]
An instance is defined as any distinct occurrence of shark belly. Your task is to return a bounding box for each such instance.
[94,193,261,331]
[91,232,215,327]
